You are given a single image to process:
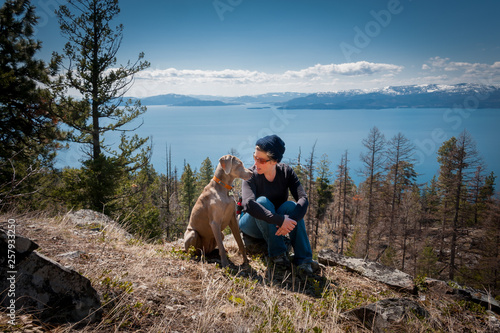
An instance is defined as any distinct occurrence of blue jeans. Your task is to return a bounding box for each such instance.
[239,196,312,265]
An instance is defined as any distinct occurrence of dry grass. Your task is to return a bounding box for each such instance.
[1,212,499,332]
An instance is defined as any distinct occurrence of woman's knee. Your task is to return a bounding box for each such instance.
[277,201,297,214]
[256,196,275,211]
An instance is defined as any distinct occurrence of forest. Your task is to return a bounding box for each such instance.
[1,0,499,299]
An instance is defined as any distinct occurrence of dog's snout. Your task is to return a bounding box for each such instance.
[242,168,253,180]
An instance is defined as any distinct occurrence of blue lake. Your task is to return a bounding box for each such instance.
[55,104,500,185]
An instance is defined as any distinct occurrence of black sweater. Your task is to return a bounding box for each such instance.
[242,164,308,227]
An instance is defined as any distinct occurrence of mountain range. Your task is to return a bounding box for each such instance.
[128,92,309,106]
[277,83,500,109]
[127,94,239,106]
[129,84,500,109]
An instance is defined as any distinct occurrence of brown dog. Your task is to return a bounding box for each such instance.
[183,155,252,267]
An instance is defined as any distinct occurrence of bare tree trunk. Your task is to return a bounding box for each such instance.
[449,167,463,280]
[306,141,317,237]
[439,200,448,259]
[340,151,349,255]
[90,1,101,160]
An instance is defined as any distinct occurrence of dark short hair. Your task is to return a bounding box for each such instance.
[255,135,286,163]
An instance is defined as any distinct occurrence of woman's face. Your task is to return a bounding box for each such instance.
[253,149,276,175]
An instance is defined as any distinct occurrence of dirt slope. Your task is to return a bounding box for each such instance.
[1,212,498,332]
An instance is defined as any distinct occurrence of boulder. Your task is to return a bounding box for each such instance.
[0,230,38,261]
[487,311,500,331]
[0,229,102,323]
[425,278,454,295]
[454,286,500,315]
[241,233,267,255]
[425,278,500,315]
[57,250,85,260]
[65,209,132,240]
[344,298,429,333]
[318,249,416,293]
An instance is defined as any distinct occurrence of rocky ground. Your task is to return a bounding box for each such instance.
[1,210,499,332]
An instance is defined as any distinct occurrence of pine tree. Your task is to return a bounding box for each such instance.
[197,157,214,194]
[398,185,421,271]
[335,150,354,254]
[180,163,197,221]
[314,153,333,249]
[0,0,63,208]
[293,147,308,188]
[471,169,496,225]
[114,163,162,239]
[418,244,439,278]
[437,130,483,280]
[421,175,440,226]
[385,132,415,243]
[478,197,500,289]
[469,166,486,226]
[51,0,150,211]
[360,126,386,258]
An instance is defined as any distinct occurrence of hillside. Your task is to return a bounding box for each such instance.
[1,211,499,332]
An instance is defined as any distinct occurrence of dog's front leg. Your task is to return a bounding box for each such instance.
[229,215,249,264]
[209,220,229,267]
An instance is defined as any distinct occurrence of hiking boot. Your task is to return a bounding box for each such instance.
[241,232,267,255]
[271,253,291,267]
[297,262,313,276]
[310,260,320,272]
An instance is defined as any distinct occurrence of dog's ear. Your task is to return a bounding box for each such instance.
[219,155,233,174]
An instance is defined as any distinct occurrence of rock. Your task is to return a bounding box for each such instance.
[65,209,114,227]
[241,233,267,255]
[454,286,500,315]
[65,209,133,240]
[318,249,416,293]
[487,311,500,331]
[0,229,102,323]
[57,250,85,259]
[345,298,429,333]
[425,278,454,295]
[423,278,500,314]
[0,230,38,262]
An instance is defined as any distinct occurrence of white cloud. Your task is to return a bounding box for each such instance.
[125,58,498,97]
[128,61,404,97]
[284,61,403,78]
[422,57,500,83]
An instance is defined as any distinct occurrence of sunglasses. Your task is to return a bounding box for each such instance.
[253,153,271,164]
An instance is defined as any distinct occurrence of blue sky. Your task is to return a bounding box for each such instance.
[32,0,500,96]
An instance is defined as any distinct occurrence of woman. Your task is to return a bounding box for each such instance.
[239,134,315,274]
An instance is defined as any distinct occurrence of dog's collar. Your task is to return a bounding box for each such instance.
[213,176,233,190]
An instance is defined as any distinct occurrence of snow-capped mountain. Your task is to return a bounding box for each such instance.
[279,84,500,109]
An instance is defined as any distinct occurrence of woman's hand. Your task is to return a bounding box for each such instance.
[275,215,297,236]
